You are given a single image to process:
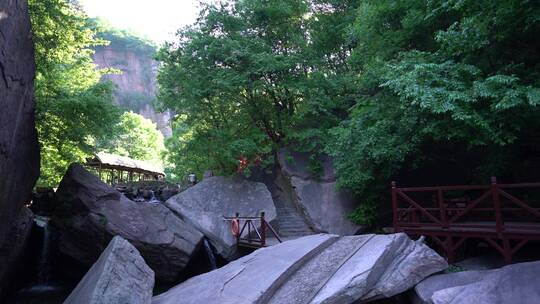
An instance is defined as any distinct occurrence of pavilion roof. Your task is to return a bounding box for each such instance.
[86,152,165,176]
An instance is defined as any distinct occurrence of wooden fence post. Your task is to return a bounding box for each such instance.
[235,212,240,246]
[491,176,504,235]
[260,212,266,247]
[392,181,398,232]
[438,189,448,228]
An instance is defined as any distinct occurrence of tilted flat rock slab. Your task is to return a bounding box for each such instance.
[414,270,489,304]
[310,233,447,303]
[267,235,374,304]
[165,176,276,260]
[55,164,203,282]
[64,236,154,304]
[426,261,540,304]
[153,233,447,304]
[152,234,338,304]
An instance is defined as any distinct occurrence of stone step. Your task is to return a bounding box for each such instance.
[278,221,308,226]
[278,225,308,229]
[278,227,312,233]
[274,206,314,237]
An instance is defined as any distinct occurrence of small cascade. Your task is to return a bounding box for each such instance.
[24,215,57,293]
[34,216,52,284]
[148,190,161,204]
[202,238,218,270]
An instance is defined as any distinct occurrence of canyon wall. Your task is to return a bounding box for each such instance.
[0,0,40,245]
[93,44,172,137]
[0,0,40,296]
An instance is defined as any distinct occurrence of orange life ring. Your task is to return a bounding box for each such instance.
[231,219,240,237]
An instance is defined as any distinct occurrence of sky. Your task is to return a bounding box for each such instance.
[79,0,201,44]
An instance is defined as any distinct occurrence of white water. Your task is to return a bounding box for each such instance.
[148,190,161,204]
[25,216,57,293]
[34,216,51,284]
[202,238,218,270]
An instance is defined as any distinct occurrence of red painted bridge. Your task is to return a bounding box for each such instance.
[392,177,540,263]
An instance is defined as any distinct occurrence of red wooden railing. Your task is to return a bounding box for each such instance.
[223,212,282,248]
[392,177,540,262]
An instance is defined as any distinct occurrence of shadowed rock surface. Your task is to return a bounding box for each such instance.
[152,233,447,304]
[416,261,540,304]
[64,236,154,304]
[165,176,276,260]
[277,149,360,235]
[0,0,40,248]
[0,0,39,298]
[0,207,33,297]
[54,164,203,282]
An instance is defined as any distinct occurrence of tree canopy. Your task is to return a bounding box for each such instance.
[158,0,540,223]
[29,0,164,186]
[97,111,165,167]
[29,0,120,186]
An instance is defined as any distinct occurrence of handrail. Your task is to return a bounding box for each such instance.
[392,176,540,232]
[223,211,282,247]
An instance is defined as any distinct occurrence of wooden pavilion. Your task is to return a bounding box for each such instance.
[85,152,165,185]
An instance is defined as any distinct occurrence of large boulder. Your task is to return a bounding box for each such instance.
[64,236,154,304]
[0,207,33,297]
[0,0,40,248]
[277,149,360,235]
[54,164,203,282]
[415,261,540,304]
[165,176,276,260]
[152,233,447,304]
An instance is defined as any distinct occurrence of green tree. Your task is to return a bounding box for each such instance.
[159,0,540,225]
[97,111,165,167]
[328,0,540,196]
[29,0,120,186]
[158,0,312,177]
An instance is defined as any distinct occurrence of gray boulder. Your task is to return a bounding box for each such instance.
[416,261,540,304]
[0,0,40,248]
[0,207,33,297]
[152,233,447,304]
[277,149,360,235]
[54,164,203,282]
[64,236,154,304]
[165,176,276,260]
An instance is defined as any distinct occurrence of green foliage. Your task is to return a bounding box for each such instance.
[347,200,378,227]
[30,0,121,186]
[446,265,465,273]
[158,0,312,178]
[97,112,165,167]
[91,18,157,56]
[159,0,540,220]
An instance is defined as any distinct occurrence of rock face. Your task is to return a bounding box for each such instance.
[415,261,540,304]
[93,43,171,137]
[277,149,360,235]
[165,176,276,260]
[0,0,40,248]
[0,207,33,297]
[54,164,203,282]
[64,236,154,304]
[152,233,447,304]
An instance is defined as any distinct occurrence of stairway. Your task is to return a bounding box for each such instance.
[274,206,314,238]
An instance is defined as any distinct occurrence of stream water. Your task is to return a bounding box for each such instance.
[6,216,72,304]
[202,238,218,270]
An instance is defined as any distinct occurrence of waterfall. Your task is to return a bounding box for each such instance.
[202,238,217,270]
[148,190,161,204]
[34,215,52,285]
